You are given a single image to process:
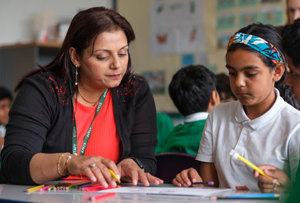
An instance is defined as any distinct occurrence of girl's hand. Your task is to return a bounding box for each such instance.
[117,158,163,186]
[66,155,120,187]
[254,165,292,193]
[173,168,202,187]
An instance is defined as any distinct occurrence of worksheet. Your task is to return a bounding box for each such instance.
[103,186,233,197]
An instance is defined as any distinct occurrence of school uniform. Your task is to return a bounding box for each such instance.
[196,89,300,191]
[161,112,208,156]
[155,112,174,154]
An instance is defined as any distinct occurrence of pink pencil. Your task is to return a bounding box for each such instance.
[81,185,104,192]
[82,185,118,192]
[89,192,116,201]
[40,184,54,191]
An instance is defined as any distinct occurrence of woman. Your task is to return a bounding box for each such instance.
[1,7,163,187]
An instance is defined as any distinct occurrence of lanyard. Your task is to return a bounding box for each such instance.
[71,89,108,155]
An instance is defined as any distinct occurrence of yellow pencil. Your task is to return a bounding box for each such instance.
[230,149,280,185]
[26,184,45,192]
[108,169,121,184]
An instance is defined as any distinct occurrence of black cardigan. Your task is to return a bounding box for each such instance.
[1,70,157,184]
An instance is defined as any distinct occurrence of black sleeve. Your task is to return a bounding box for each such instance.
[128,78,157,174]
[1,74,56,184]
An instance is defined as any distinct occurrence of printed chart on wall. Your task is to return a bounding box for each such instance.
[141,70,165,94]
[216,0,283,50]
[150,0,205,55]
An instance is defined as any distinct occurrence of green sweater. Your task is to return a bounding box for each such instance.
[155,113,174,154]
[286,160,300,202]
[161,119,206,156]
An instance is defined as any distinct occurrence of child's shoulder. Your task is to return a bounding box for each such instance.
[210,100,240,117]
[280,101,300,120]
[214,100,239,111]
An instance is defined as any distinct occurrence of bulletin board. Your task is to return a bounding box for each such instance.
[117,0,286,112]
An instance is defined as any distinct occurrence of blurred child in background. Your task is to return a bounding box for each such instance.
[0,87,13,150]
[216,73,236,103]
[161,65,220,156]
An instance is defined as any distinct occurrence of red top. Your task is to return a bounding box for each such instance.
[74,89,121,163]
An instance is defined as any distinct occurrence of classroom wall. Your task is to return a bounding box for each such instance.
[0,0,287,113]
[118,0,286,112]
[0,0,112,46]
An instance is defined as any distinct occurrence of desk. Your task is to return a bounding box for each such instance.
[0,184,281,203]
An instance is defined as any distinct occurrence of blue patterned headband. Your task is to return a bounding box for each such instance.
[227,33,285,65]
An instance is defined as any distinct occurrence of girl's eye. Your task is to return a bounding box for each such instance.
[228,71,236,77]
[245,72,256,77]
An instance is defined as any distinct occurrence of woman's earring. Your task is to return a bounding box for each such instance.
[75,66,78,86]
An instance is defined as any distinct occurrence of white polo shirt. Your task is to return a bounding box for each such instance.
[196,89,300,191]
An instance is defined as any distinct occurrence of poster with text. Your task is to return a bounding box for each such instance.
[239,10,258,27]
[261,0,281,3]
[141,70,165,94]
[217,12,236,30]
[217,0,235,10]
[150,0,205,55]
[238,0,258,6]
[262,6,282,25]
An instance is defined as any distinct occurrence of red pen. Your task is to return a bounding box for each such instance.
[89,192,116,201]
[82,185,119,192]
[82,185,104,192]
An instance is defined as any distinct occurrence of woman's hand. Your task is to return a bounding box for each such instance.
[117,158,163,186]
[254,165,292,193]
[173,168,202,187]
[66,155,120,187]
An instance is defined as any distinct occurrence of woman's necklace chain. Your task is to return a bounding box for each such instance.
[78,89,99,105]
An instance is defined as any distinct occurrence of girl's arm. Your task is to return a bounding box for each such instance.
[199,162,219,187]
[255,165,292,193]
[173,162,219,187]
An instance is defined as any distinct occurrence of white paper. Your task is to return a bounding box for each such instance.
[103,186,233,197]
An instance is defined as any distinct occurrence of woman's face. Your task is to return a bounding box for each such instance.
[287,0,300,24]
[226,49,282,110]
[75,29,129,89]
[285,55,300,101]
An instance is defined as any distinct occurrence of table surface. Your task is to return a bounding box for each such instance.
[0,183,283,203]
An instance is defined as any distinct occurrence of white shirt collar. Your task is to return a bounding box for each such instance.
[185,112,208,123]
[235,88,284,129]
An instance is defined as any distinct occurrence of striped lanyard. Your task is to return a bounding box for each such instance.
[71,89,108,155]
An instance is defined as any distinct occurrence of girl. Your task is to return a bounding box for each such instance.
[173,23,300,192]
[253,18,300,195]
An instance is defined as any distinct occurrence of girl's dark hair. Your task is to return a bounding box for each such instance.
[16,7,135,93]
[282,18,300,68]
[227,23,298,108]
